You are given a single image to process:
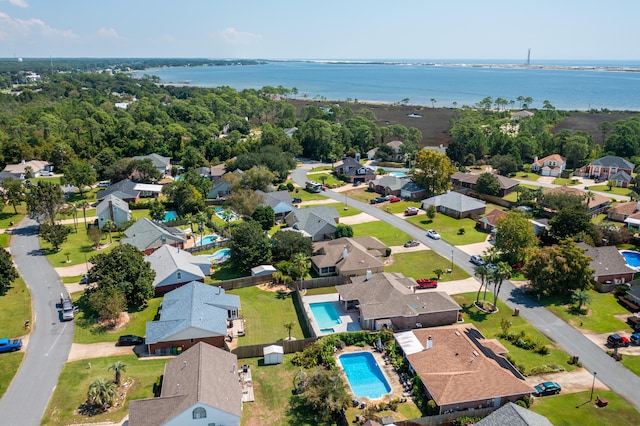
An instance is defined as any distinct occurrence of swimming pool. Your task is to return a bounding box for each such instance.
[389,172,407,178]
[208,248,231,263]
[197,235,218,246]
[310,302,343,329]
[339,352,391,399]
[621,250,640,268]
[214,207,239,222]
[163,211,178,222]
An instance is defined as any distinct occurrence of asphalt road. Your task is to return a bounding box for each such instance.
[293,162,640,412]
[0,218,74,426]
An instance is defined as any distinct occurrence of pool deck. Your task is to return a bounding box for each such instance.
[302,294,361,337]
[336,346,406,405]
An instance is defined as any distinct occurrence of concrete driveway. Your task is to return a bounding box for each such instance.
[67,342,143,362]
[457,239,493,257]
[525,368,608,395]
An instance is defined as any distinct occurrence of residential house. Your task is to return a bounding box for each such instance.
[511,110,534,121]
[451,172,519,197]
[96,178,140,203]
[400,180,426,200]
[475,401,553,426]
[394,324,534,414]
[542,186,611,216]
[256,190,294,220]
[133,183,163,198]
[311,237,387,277]
[337,272,461,331]
[96,195,131,229]
[368,175,410,196]
[128,342,243,426]
[146,245,212,295]
[334,157,377,184]
[625,286,640,308]
[386,140,405,162]
[3,160,53,178]
[366,147,379,160]
[586,156,634,186]
[421,191,486,219]
[477,209,507,233]
[132,153,172,176]
[577,242,635,285]
[0,171,23,185]
[121,217,187,255]
[531,154,566,177]
[608,201,640,230]
[284,206,339,241]
[529,218,549,236]
[145,281,240,354]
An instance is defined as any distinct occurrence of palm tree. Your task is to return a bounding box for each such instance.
[474,264,490,305]
[220,207,233,237]
[430,98,437,108]
[433,268,445,280]
[491,262,512,312]
[283,321,295,341]
[292,253,309,291]
[103,220,115,244]
[183,213,196,233]
[108,361,127,385]
[584,190,595,208]
[76,200,89,230]
[87,377,117,409]
[571,290,592,312]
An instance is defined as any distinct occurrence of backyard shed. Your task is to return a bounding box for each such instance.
[263,345,284,365]
[251,264,276,276]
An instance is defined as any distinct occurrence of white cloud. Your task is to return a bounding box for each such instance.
[9,0,28,8]
[97,27,121,39]
[218,27,260,45]
[0,12,77,40]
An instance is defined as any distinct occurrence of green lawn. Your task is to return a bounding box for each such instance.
[342,187,377,204]
[543,290,629,333]
[382,200,421,214]
[0,233,9,248]
[513,172,540,182]
[318,203,362,217]
[308,165,334,173]
[552,177,580,186]
[530,390,640,426]
[621,354,640,376]
[42,355,167,426]
[42,228,119,267]
[73,297,162,344]
[386,251,470,281]
[0,208,27,229]
[227,286,305,345]
[131,209,151,220]
[586,185,636,197]
[304,286,338,296]
[453,293,576,376]
[0,276,31,400]
[405,213,488,245]
[351,220,413,246]
[305,172,342,187]
[30,176,62,185]
[292,188,331,201]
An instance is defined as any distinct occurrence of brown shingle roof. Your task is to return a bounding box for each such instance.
[576,243,635,278]
[480,209,507,227]
[401,325,534,407]
[543,186,611,208]
[609,201,638,216]
[311,237,386,273]
[533,154,565,167]
[128,342,242,426]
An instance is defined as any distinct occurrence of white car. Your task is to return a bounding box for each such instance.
[426,230,441,240]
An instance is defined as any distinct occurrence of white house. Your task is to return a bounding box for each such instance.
[96,195,131,229]
[531,154,566,177]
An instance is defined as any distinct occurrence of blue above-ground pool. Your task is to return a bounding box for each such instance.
[339,352,391,399]
[163,211,178,222]
[621,250,640,269]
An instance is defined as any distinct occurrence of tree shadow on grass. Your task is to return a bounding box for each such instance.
[418,219,434,225]
[287,394,325,426]
[459,301,491,323]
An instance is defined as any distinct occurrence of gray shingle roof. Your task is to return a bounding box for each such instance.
[476,402,553,426]
[286,206,339,238]
[256,189,293,208]
[376,175,409,191]
[128,342,242,426]
[121,217,186,252]
[146,281,240,344]
[422,191,486,213]
[96,194,129,216]
[96,178,139,201]
[610,170,632,182]
[591,155,634,170]
[132,153,171,169]
[146,245,210,288]
[577,242,635,277]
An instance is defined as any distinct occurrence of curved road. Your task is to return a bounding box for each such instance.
[0,218,74,426]
[293,163,640,412]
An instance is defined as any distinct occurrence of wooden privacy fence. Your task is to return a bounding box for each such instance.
[395,407,495,426]
[231,337,317,359]
[216,274,349,291]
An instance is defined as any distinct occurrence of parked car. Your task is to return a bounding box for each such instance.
[470,255,485,266]
[404,240,420,248]
[370,197,386,204]
[607,333,630,347]
[118,335,145,346]
[404,207,419,216]
[416,279,438,289]
[630,333,640,345]
[292,197,302,204]
[486,263,497,271]
[389,196,401,203]
[0,338,22,353]
[61,298,75,321]
[426,230,441,240]
[534,381,561,397]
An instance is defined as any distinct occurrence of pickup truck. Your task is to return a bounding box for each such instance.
[416,279,438,289]
[0,338,23,353]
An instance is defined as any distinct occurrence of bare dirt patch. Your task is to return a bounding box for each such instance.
[257,282,293,294]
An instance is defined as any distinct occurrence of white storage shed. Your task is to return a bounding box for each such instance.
[263,344,284,365]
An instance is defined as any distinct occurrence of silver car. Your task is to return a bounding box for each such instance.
[62,299,75,321]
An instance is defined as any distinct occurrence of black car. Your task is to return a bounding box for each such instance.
[607,333,630,347]
[117,335,144,346]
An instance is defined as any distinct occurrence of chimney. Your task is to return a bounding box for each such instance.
[366,269,372,281]
[426,336,433,350]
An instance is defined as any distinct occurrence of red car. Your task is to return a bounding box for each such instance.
[416,279,438,289]
[389,196,401,203]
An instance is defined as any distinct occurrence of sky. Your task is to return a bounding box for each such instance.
[0,0,639,61]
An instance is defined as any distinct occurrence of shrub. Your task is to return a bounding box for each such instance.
[457,227,466,235]
[516,400,528,408]
[385,247,392,257]
[614,285,630,297]
[521,394,532,408]
[287,182,294,191]
[536,345,550,355]
[426,399,438,415]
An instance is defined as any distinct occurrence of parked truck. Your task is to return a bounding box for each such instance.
[0,338,23,353]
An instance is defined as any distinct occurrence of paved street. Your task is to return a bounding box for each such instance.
[0,219,74,426]
[292,162,640,412]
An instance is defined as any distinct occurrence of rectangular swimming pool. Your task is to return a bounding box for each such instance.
[310,302,342,329]
[339,352,391,399]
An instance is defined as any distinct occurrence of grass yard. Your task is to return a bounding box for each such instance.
[381,200,421,214]
[30,176,62,185]
[542,290,629,333]
[42,355,167,426]
[131,209,151,220]
[342,187,377,204]
[0,233,9,248]
[42,228,119,267]
[304,286,338,296]
[309,165,334,173]
[405,213,488,245]
[73,297,162,344]
[586,185,635,197]
[453,293,575,376]
[305,172,342,187]
[317,203,362,217]
[513,172,540,181]
[386,251,470,282]
[293,188,331,202]
[552,177,580,186]
[227,286,304,346]
[351,220,413,246]
[0,208,27,229]
[0,352,24,400]
[530,390,640,426]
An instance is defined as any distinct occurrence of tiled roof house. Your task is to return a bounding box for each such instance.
[451,172,519,197]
